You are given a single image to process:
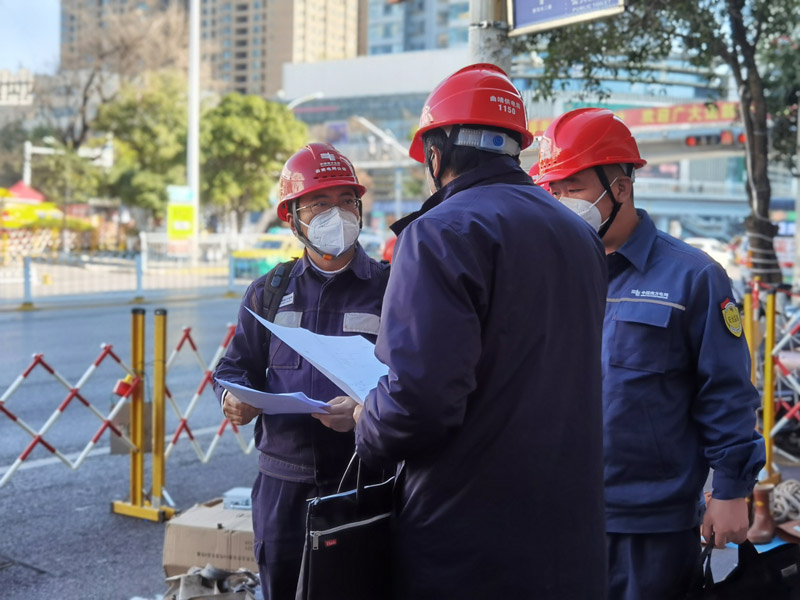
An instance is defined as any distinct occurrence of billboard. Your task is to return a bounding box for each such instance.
[166,185,196,244]
[508,0,626,37]
[528,101,741,136]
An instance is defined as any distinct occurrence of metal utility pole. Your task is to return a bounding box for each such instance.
[792,92,800,294]
[188,0,201,255]
[469,0,512,73]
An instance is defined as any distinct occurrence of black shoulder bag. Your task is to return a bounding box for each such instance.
[295,454,395,600]
[686,534,800,599]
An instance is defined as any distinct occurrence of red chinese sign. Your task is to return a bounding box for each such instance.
[528,101,741,135]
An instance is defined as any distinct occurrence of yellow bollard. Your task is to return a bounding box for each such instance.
[112,308,174,521]
[761,291,779,484]
[151,308,174,519]
[743,286,755,386]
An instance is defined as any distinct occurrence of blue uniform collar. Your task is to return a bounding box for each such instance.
[391,155,532,235]
[614,209,657,273]
[293,241,373,281]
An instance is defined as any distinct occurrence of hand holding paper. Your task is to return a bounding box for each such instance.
[216,379,331,415]
[311,395,359,432]
[245,308,388,404]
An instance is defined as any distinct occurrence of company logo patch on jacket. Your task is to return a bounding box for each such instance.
[720,298,742,337]
[279,293,294,308]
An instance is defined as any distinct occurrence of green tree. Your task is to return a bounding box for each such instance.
[93,71,187,219]
[761,34,800,175]
[34,145,101,207]
[515,0,800,282]
[201,94,307,232]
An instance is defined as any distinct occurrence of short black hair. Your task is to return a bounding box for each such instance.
[422,126,523,179]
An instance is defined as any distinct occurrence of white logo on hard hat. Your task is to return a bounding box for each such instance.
[320,152,336,161]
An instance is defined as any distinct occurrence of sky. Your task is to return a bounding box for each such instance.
[0,0,61,74]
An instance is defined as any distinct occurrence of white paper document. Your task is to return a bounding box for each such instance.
[246,308,388,404]
[215,378,331,415]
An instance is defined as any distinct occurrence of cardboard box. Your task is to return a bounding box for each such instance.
[162,498,258,576]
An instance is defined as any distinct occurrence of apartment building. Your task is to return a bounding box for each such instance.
[60,0,366,97]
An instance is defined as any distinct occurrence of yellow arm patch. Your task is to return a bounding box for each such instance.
[720,298,742,338]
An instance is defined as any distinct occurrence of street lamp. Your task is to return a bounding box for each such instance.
[352,116,416,221]
[287,92,325,110]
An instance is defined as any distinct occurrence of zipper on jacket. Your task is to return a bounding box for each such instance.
[311,512,391,550]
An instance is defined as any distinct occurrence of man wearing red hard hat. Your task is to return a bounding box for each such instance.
[353,64,608,597]
[536,108,764,600]
[213,143,389,599]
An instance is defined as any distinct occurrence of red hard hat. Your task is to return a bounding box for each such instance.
[408,63,534,163]
[528,162,550,193]
[277,143,366,222]
[536,108,647,185]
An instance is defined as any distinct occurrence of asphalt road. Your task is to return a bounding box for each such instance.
[1,295,262,600]
[0,293,784,598]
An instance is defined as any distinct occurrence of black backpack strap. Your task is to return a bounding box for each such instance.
[262,258,298,322]
[248,258,298,357]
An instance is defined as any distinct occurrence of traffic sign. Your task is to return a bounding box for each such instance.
[508,0,626,37]
[167,185,194,205]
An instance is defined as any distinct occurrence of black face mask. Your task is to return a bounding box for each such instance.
[594,166,622,239]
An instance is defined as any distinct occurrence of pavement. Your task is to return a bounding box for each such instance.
[1,292,797,598]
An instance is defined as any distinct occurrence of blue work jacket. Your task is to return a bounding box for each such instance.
[355,156,608,599]
[604,210,764,534]
[213,243,389,485]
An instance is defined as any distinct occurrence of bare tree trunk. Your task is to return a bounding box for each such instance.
[235,208,246,233]
[742,77,781,282]
[727,0,782,283]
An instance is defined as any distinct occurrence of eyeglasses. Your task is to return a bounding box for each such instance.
[296,197,362,216]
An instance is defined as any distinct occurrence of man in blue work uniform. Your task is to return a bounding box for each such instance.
[353,64,608,598]
[213,143,389,600]
[535,108,766,600]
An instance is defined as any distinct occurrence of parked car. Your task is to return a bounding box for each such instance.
[357,231,387,261]
[684,237,734,270]
[232,233,304,279]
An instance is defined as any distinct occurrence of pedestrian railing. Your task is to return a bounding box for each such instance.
[0,309,251,523]
[744,281,800,484]
[163,323,255,463]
